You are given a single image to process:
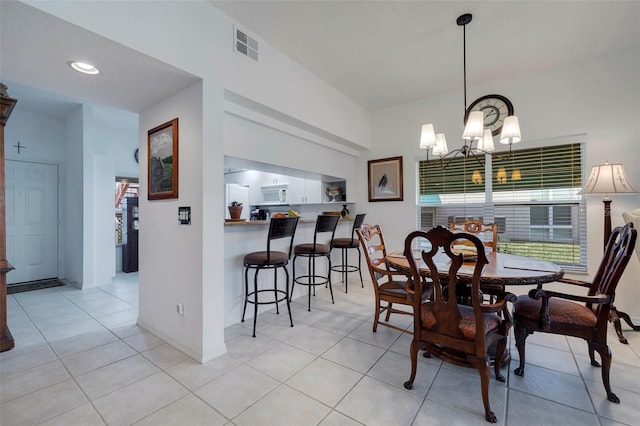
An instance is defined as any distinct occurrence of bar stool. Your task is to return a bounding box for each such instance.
[242,216,299,337]
[291,214,340,311]
[330,213,366,293]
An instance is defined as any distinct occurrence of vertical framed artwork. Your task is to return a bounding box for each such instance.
[368,156,403,202]
[147,118,179,200]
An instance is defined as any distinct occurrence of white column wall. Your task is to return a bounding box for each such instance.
[64,106,84,287]
[138,82,213,362]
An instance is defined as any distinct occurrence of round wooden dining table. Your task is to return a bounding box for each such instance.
[385,250,564,366]
[386,250,564,292]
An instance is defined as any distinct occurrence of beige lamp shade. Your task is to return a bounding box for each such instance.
[476,128,495,152]
[420,124,437,149]
[432,133,448,155]
[462,111,484,140]
[580,162,637,198]
[499,115,521,145]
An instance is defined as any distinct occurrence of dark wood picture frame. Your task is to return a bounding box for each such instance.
[147,118,179,200]
[368,156,403,202]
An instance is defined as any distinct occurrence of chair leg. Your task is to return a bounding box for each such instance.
[290,255,298,302]
[242,266,249,323]
[468,355,497,423]
[372,296,381,332]
[283,266,293,328]
[589,340,620,403]
[404,339,420,390]
[327,254,334,304]
[308,255,313,312]
[493,337,507,382]
[342,248,348,292]
[252,268,259,338]
[385,302,393,321]
[610,306,640,344]
[357,247,364,288]
[513,320,530,377]
[273,267,280,315]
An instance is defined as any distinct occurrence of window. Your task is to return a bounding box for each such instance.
[418,143,586,271]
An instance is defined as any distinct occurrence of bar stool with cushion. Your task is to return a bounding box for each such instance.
[291,214,340,311]
[242,216,299,337]
[330,213,366,293]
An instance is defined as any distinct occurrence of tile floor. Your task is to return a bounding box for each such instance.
[2,272,640,425]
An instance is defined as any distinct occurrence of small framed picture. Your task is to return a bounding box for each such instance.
[368,156,403,202]
[147,118,179,200]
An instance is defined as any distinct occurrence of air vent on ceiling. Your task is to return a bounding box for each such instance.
[234,27,258,61]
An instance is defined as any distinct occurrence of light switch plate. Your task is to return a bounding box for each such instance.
[178,206,191,225]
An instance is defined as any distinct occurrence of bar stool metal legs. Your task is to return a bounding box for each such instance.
[330,245,363,293]
[330,213,366,293]
[241,216,298,337]
[290,214,340,311]
[242,264,293,337]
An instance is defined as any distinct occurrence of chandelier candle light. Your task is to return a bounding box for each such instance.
[419,13,522,168]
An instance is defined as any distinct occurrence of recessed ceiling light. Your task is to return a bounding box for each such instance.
[69,61,100,75]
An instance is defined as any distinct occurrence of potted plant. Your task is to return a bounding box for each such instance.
[228,201,243,219]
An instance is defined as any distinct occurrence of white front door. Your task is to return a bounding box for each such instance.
[5,160,59,284]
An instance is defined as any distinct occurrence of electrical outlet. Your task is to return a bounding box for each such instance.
[176,303,184,315]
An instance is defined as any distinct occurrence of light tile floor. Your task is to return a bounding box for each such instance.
[2,272,640,425]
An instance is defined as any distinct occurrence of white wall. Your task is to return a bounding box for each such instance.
[223,112,358,184]
[93,155,115,285]
[4,109,67,164]
[138,81,217,362]
[364,46,640,320]
[64,106,84,286]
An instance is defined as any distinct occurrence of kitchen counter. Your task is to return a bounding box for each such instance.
[224,217,354,226]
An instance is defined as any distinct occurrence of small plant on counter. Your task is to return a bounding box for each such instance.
[228,201,243,206]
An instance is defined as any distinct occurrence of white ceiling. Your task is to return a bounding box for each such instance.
[1,1,639,121]
[211,0,640,111]
[0,1,199,120]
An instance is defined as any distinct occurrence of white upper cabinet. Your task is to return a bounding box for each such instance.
[288,177,321,204]
[304,179,322,203]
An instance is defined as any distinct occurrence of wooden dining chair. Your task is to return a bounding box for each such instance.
[450,220,498,252]
[356,224,427,334]
[512,222,637,404]
[403,226,516,423]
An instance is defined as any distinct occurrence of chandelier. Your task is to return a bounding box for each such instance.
[419,13,522,168]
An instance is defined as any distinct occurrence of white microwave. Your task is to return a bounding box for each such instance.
[261,184,287,204]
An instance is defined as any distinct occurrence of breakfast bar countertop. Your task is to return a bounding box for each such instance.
[224,217,353,226]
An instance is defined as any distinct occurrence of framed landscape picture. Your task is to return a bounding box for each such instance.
[147,118,179,200]
[368,156,403,202]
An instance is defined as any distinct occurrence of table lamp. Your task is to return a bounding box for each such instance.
[579,161,637,247]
